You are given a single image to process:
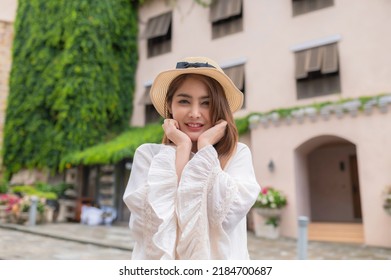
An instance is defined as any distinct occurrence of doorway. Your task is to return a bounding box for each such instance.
[294,135,364,243]
[307,142,362,222]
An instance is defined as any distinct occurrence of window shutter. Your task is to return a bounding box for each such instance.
[210,0,242,22]
[321,43,338,74]
[320,0,334,9]
[224,64,245,91]
[143,12,172,39]
[295,50,308,79]
[306,46,323,72]
[138,86,152,105]
[292,1,305,16]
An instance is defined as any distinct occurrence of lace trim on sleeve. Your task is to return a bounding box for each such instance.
[124,183,162,259]
[147,145,178,259]
[176,145,222,259]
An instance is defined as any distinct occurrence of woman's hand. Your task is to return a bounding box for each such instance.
[162,119,192,182]
[162,119,192,148]
[197,120,227,151]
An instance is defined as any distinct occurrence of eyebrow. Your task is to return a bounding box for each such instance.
[175,93,210,99]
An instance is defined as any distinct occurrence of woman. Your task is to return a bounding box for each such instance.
[123,57,260,259]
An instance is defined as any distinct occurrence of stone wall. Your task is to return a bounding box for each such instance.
[0,20,14,169]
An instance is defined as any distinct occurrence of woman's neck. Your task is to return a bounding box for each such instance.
[191,142,198,153]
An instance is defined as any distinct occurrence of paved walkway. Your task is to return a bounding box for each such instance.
[1,222,390,260]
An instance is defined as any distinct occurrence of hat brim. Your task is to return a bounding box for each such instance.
[150,67,244,117]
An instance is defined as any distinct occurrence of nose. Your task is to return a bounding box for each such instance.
[189,104,201,118]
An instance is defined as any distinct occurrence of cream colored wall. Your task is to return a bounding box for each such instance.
[133,0,391,126]
[244,0,391,112]
[239,132,251,149]
[0,0,18,22]
[251,108,391,247]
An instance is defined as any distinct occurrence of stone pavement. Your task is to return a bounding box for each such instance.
[1,222,391,260]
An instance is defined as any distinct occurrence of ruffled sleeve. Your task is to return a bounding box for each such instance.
[176,143,260,259]
[123,144,178,259]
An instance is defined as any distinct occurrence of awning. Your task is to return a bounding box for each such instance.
[210,0,242,22]
[223,64,245,90]
[295,43,339,79]
[138,86,152,105]
[143,12,172,39]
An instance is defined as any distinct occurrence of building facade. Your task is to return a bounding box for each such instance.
[132,0,391,248]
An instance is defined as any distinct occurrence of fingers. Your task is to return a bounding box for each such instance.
[214,119,227,125]
[197,120,228,150]
[162,119,179,130]
[162,119,191,147]
[216,120,227,127]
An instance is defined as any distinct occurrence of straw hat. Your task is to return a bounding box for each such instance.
[150,56,244,117]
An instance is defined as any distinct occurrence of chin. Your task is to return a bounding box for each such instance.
[189,135,201,142]
[185,132,202,142]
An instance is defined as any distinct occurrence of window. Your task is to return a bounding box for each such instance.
[143,12,172,57]
[210,0,243,39]
[223,64,246,108]
[292,0,334,16]
[295,43,340,99]
[139,86,161,124]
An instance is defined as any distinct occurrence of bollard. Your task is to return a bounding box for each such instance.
[297,216,309,260]
[28,196,38,226]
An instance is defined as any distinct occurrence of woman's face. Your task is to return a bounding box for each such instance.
[170,77,212,143]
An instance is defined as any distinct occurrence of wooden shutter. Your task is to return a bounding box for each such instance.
[292,0,334,16]
[321,43,338,74]
[138,86,152,105]
[210,0,242,22]
[143,12,172,39]
[295,43,338,78]
[295,50,308,79]
[307,46,323,72]
[224,64,245,90]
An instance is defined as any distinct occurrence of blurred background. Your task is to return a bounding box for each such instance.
[0,0,391,254]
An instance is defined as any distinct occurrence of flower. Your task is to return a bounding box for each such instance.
[0,194,20,212]
[253,187,287,227]
[253,187,287,209]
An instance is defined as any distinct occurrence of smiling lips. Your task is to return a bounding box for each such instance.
[185,122,204,131]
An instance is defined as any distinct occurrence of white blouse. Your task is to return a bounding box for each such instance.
[123,142,260,260]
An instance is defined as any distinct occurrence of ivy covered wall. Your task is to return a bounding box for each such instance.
[2,0,138,174]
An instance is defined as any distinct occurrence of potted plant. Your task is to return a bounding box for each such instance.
[0,193,20,223]
[252,187,287,239]
[14,196,47,224]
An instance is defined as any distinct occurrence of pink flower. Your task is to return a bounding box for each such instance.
[0,194,21,212]
[261,186,270,195]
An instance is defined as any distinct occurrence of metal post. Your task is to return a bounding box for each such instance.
[297,216,309,260]
[28,196,38,226]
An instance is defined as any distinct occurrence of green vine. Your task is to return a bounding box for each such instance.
[60,123,164,170]
[3,0,138,175]
[249,93,389,122]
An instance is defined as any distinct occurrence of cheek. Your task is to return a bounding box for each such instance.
[204,111,212,123]
[170,108,184,122]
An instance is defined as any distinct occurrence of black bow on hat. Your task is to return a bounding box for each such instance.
[176,61,216,69]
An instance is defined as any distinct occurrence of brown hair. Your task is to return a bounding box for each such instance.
[162,74,238,167]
